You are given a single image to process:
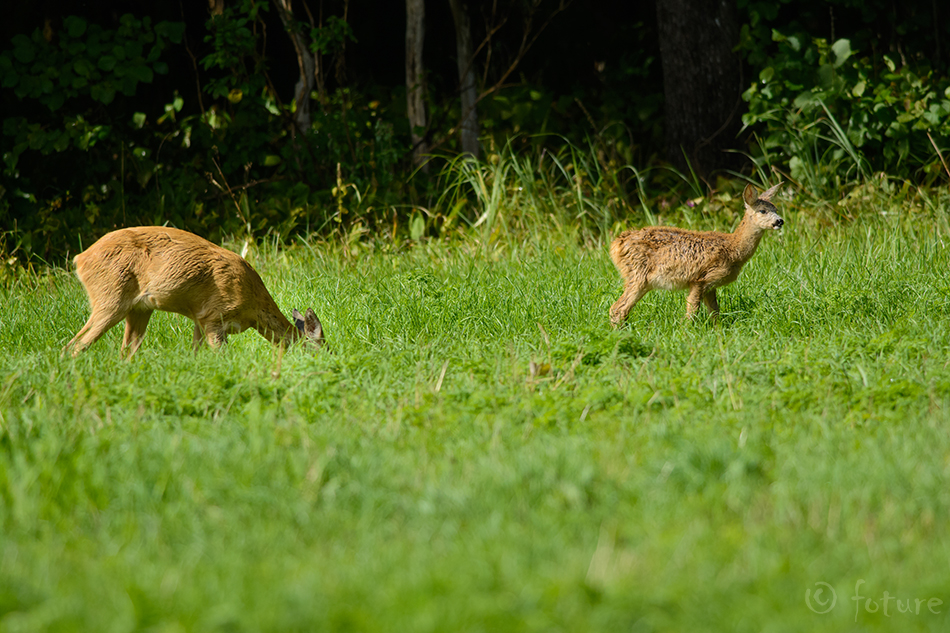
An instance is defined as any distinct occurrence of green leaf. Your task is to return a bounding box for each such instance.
[53,130,70,152]
[792,91,819,110]
[0,58,18,88]
[852,81,866,98]
[47,91,65,112]
[14,75,35,99]
[67,40,85,55]
[410,214,425,241]
[121,76,139,95]
[86,33,103,57]
[2,117,25,136]
[129,65,154,83]
[831,39,852,68]
[155,21,186,44]
[132,112,147,129]
[789,156,807,182]
[13,35,35,64]
[129,41,145,59]
[847,127,865,148]
[98,55,117,72]
[63,16,88,38]
[27,128,47,150]
[73,59,93,78]
[817,64,834,90]
[91,83,115,105]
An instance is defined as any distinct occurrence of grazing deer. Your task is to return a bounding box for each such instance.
[64,226,326,357]
[609,183,783,326]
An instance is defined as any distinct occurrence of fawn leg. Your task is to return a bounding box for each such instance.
[685,285,705,320]
[703,289,720,322]
[610,281,649,327]
[121,309,153,358]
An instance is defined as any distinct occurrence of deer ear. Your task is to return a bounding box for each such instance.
[304,308,324,344]
[742,183,758,207]
[292,308,305,333]
[758,182,782,201]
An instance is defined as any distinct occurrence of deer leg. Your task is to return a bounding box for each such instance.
[198,319,228,349]
[703,289,720,322]
[192,318,230,351]
[206,330,228,348]
[65,307,127,356]
[610,280,649,327]
[121,309,153,358]
[192,322,206,351]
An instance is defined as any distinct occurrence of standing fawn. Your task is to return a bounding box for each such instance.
[64,226,326,357]
[609,183,783,326]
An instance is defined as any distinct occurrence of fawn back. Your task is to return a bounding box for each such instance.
[65,226,325,357]
[609,183,783,325]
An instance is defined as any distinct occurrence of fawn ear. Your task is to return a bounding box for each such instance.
[742,183,759,207]
[758,182,782,201]
[293,308,305,332]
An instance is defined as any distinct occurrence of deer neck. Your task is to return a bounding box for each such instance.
[256,305,298,346]
[728,213,766,264]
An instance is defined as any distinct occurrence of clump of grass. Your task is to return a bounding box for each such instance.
[437,136,645,249]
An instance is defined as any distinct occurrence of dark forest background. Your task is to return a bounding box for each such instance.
[2,0,949,262]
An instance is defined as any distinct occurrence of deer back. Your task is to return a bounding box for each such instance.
[74,226,286,328]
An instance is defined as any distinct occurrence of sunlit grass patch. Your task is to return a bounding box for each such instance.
[2,208,950,632]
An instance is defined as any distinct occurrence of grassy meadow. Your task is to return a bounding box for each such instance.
[2,187,950,632]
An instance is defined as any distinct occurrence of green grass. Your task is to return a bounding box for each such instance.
[2,206,950,632]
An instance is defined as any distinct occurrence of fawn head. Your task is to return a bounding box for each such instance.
[742,182,784,231]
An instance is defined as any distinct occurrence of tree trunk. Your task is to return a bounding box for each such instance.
[405,0,429,169]
[448,0,479,158]
[655,0,743,178]
[275,0,316,135]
